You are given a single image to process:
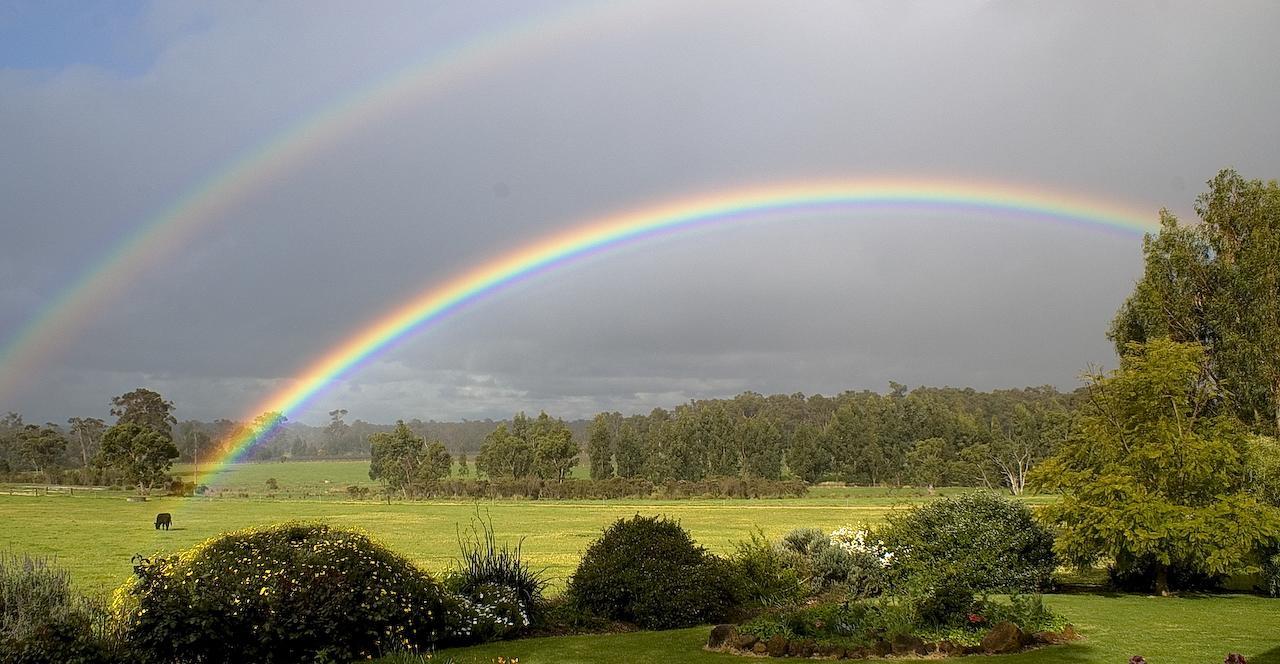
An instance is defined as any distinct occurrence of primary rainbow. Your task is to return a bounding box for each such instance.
[195,178,1157,485]
[0,0,683,406]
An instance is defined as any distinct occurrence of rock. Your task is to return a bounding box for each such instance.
[891,634,926,655]
[734,633,760,651]
[937,640,965,656]
[843,646,867,659]
[797,639,817,657]
[767,634,788,657]
[917,641,937,655]
[753,642,769,655]
[814,642,844,658]
[981,621,1027,654]
[869,639,893,657]
[708,624,736,649]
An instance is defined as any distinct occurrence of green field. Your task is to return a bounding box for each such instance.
[0,461,939,594]
[2,461,1276,663]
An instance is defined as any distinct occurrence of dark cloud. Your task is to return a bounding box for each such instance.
[2,1,1278,423]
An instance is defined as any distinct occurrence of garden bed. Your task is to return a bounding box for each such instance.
[707,621,1080,658]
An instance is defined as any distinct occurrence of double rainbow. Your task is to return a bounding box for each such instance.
[195,178,1156,485]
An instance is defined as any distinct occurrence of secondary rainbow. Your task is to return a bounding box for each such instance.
[195,178,1158,484]
[0,0,685,405]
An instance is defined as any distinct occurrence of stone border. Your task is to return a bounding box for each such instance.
[707,621,1080,659]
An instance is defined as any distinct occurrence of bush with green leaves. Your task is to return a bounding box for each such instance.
[880,492,1056,593]
[1,553,122,663]
[726,530,805,608]
[777,526,890,597]
[566,515,733,629]
[113,522,451,663]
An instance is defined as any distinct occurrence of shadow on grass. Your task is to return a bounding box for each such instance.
[1250,646,1280,664]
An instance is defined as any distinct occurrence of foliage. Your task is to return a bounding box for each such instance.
[403,476,807,500]
[109,389,176,439]
[1111,169,1280,434]
[477,413,578,481]
[95,423,179,495]
[725,530,805,608]
[566,515,733,629]
[17,424,67,482]
[368,420,452,497]
[447,514,546,634]
[880,492,1056,593]
[1245,435,1280,507]
[586,413,614,480]
[1034,339,1280,593]
[1,553,122,664]
[114,522,451,663]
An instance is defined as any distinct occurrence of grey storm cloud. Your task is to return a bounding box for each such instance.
[2,1,1279,424]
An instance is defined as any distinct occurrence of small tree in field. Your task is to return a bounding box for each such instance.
[1033,339,1280,594]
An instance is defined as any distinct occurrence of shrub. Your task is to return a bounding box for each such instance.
[567,515,733,629]
[726,530,805,608]
[114,522,450,663]
[881,492,1056,593]
[1,553,122,663]
[781,528,827,556]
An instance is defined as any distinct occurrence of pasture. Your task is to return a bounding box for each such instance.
[0,461,937,594]
[2,462,1274,663]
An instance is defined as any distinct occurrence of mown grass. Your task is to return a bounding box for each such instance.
[419,593,1280,663]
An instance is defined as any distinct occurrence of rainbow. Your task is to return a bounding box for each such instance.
[195,178,1158,486]
[0,0,685,406]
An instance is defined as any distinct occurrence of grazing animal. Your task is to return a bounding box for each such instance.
[154,513,172,530]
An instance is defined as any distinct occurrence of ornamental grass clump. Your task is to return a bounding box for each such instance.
[445,514,546,641]
[113,522,450,664]
[1,552,123,664]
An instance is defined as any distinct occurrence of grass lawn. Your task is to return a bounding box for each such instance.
[426,594,1280,664]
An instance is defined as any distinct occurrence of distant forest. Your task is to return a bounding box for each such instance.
[0,383,1079,493]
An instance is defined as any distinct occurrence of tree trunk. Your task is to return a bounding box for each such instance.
[1155,564,1171,596]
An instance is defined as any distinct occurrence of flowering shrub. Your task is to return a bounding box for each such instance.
[880,492,1056,593]
[446,513,546,635]
[567,515,733,629]
[447,582,530,643]
[777,525,890,597]
[113,522,450,663]
[828,527,893,566]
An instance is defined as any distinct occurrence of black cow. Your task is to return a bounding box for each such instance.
[154,513,172,530]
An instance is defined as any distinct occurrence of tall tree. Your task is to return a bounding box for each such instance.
[586,413,615,480]
[475,423,533,479]
[613,422,644,479]
[97,422,179,495]
[66,416,106,468]
[1033,339,1279,594]
[786,423,830,483]
[325,409,351,455]
[368,420,448,496]
[1111,170,1280,434]
[18,424,66,482]
[738,416,783,479]
[110,388,176,438]
[531,411,578,481]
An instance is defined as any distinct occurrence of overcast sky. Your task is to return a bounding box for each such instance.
[2,1,1279,425]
